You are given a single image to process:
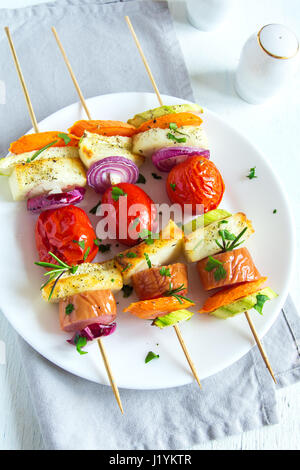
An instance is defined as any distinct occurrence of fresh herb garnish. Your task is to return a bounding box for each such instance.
[253,294,269,315]
[122,284,133,298]
[122,263,132,272]
[73,239,86,250]
[205,256,227,281]
[152,172,162,180]
[26,140,58,163]
[218,220,228,226]
[94,238,102,246]
[90,200,101,214]
[57,132,71,145]
[35,252,78,300]
[74,335,88,355]
[137,173,146,184]
[83,246,90,261]
[159,267,171,277]
[247,167,257,180]
[273,209,277,214]
[111,186,127,201]
[164,283,192,304]
[126,251,137,258]
[170,183,176,191]
[138,229,156,245]
[167,133,186,144]
[145,351,160,363]
[131,217,140,230]
[144,253,152,268]
[215,227,248,252]
[65,303,74,316]
[97,243,111,253]
[169,122,178,131]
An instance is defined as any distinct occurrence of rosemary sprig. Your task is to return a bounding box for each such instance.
[35,251,78,300]
[164,283,192,304]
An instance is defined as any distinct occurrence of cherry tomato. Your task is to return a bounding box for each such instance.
[35,205,98,266]
[166,156,225,213]
[101,183,157,246]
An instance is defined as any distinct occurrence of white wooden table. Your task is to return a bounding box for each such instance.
[0,0,299,450]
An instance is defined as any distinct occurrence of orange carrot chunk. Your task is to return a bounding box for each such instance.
[198,277,267,314]
[9,131,78,154]
[124,296,194,320]
[68,120,137,138]
[135,112,203,134]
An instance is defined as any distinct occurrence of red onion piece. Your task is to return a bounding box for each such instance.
[27,187,85,213]
[87,156,139,193]
[67,322,117,346]
[152,147,210,172]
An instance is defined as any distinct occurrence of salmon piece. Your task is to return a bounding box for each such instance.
[197,247,261,291]
[132,263,188,300]
[59,290,116,332]
[124,296,194,320]
[198,277,267,313]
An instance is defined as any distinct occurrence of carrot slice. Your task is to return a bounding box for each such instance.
[124,296,194,320]
[135,112,203,134]
[9,131,78,155]
[198,277,267,314]
[68,120,137,138]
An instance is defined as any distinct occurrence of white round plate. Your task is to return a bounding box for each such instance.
[0,92,295,389]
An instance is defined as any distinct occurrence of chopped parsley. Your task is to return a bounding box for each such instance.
[167,133,186,144]
[205,256,227,281]
[121,263,132,272]
[126,251,137,258]
[144,253,152,268]
[137,173,146,184]
[254,294,269,315]
[90,200,101,214]
[247,167,257,180]
[145,351,160,363]
[65,303,74,316]
[122,284,133,298]
[215,227,248,252]
[97,243,111,254]
[159,267,171,277]
[111,186,127,201]
[138,229,156,245]
[152,172,162,180]
[74,335,88,355]
[73,239,85,250]
[57,132,71,145]
[170,183,176,191]
[273,209,277,214]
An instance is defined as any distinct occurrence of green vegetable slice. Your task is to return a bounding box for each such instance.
[153,309,194,329]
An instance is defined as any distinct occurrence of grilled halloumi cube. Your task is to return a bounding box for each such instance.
[79,131,144,169]
[115,220,183,284]
[0,147,79,176]
[9,156,86,201]
[132,126,209,158]
[42,260,123,303]
[184,212,254,263]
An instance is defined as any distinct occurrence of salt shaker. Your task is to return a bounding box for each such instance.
[235,24,299,104]
[186,0,234,31]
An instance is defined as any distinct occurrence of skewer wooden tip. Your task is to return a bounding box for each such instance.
[244,311,277,384]
[173,324,202,389]
[97,338,124,414]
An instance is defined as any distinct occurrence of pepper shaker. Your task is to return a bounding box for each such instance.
[235,24,299,104]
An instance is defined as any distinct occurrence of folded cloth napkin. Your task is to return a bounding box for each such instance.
[0,0,299,450]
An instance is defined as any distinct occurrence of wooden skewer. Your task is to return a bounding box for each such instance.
[51,26,92,120]
[125,16,164,107]
[4,26,39,133]
[173,324,202,388]
[244,311,277,384]
[97,339,124,414]
[125,16,201,388]
[50,27,124,410]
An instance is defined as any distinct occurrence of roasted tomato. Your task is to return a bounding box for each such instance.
[101,183,157,246]
[35,205,98,266]
[166,156,225,213]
